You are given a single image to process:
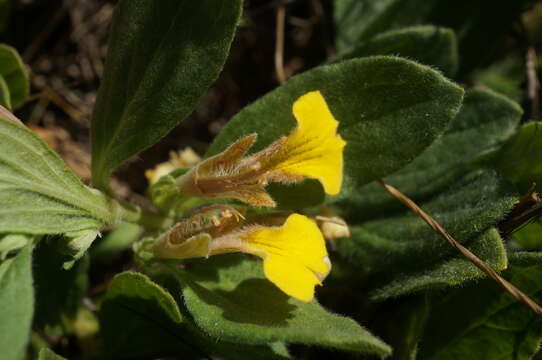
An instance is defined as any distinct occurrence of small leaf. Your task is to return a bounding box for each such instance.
[340,88,521,218]
[38,348,68,360]
[371,228,507,300]
[336,170,517,294]
[92,223,142,257]
[100,271,290,360]
[91,0,242,189]
[0,117,114,234]
[494,122,542,187]
[0,245,34,360]
[0,44,29,109]
[419,252,542,360]
[178,255,391,357]
[207,57,463,206]
[335,25,458,77]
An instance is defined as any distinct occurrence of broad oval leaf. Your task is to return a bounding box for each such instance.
[334,25,459,77]
[178,255,392,357]
[91,0,242,189]
[207,56,463,204]
[0,245,34,360]
[0,44,29,110]
[0,117,114,234]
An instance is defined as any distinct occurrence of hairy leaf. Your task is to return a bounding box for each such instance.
[336,170,516,297]
[207,56,463,206]
[178,255,391,357]
[0,117,114,234]
[340,88,521,218]
[371,228,507,300]
[100,271,290,360]
[0,245,34,360]
[91,0,242,189]
[335,25,458,77]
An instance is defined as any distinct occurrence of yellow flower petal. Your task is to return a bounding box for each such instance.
[266,91,346,195]
[244,213,331,302]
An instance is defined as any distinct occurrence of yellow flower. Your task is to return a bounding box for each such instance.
[177,91,346,207]
[153,211,331,302]
[237,214,331,302]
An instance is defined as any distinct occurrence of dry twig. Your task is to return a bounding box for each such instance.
[274,5,287,85]
[526,47,540,121]
[377,180,542,316]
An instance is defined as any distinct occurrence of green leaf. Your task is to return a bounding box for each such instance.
[419,252,542,360]
[336,170,517,296]
[207,56,463,205]
[0,44,29,109]
[471,56,525,103]
[100,271,290,360]
[38,348,68,360]
[495,122,542,187]
[0,117,114,234]
[178,255,391,356]
[92,223,142,257]
[33,239,89,332]
[91,0,242,189]
[334,0,437,52]
[0,245,34,360]
[334,0,529,76]
[371,228,507,300]
[335,25,458,77]
[339,88,521,218]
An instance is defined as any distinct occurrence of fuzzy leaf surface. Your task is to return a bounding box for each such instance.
[100,271,290,360]
[0,245,34,360]
[340,88,521,218]
[335,25,458,77]
[371,228,507,300]
[0,117,113,234]
[179,255,391,356]
[91,0,242,188]
[336,170,516,298]
[207,57,463,205]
